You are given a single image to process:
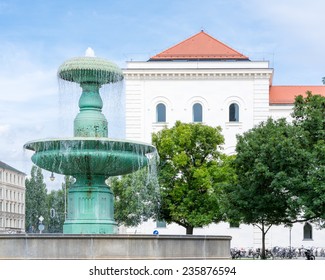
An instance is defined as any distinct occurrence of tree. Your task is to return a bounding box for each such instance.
[301,141,325,223]
[292,92,325,222]
[292,91,325,145]
[45,175,72,233]
[25,165,48,232]
[110,167,160,227]
[46,188,65,233]
[152,121,232,234]
[223,118,311,259]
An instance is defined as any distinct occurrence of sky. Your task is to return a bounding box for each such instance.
[1,0,325,190]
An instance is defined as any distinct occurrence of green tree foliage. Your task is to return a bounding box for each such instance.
[152,121,232,234]
[303,141,325,222]
[292,91,325,145]
[25,165,48,232]
[292,92,325,222]
[223,118,311,259]
[46,188,65,233]
[110,167,160,227]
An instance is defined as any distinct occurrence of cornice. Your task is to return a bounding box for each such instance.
[123,69,273,80]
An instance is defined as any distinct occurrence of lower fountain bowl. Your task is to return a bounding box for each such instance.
[23,137,156,176]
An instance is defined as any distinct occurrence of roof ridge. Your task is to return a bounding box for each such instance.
[201,31,246,57]
[155,31,203,56]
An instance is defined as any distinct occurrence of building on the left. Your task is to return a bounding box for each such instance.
[0,161,26,233]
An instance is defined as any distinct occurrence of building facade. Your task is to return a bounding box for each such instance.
[121,31,325,248]
[0,161,26,233]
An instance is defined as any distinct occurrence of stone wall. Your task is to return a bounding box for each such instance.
[0,234,231,259]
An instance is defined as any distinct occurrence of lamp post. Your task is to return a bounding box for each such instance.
[289,225,292,251]
[64,181,67,220]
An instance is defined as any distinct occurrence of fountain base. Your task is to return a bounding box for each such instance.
[63,177,117,234]
[0,234,232,259]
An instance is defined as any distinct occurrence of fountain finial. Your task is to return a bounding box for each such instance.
[85,47,95,57]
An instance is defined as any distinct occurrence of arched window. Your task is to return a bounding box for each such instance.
[303,223,313,240]
[156,220,167,228]
[156,103,166,122]
[193,103,202,122]
[229,103,239,122]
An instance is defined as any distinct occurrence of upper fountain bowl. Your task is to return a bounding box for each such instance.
[58,56,124,84]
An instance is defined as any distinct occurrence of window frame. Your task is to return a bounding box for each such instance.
[192,102,203,123]
[229,103,239,122]
[156,103,166,123]
[303,222,313,240]
[156,220,167,228]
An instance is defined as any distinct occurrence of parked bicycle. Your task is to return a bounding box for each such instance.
[230,246,323,259]
[231,248,246,259]
[304,249,315,260]
[252,248,274,259]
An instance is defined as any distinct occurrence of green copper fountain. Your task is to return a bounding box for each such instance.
[24,49,156,234]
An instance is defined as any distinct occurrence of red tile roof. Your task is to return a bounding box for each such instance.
[150,31,249,61]
[270,86,325,104]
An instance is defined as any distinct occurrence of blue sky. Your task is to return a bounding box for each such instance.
[1,0,325,189]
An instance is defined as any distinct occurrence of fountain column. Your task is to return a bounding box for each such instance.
[63,81,116,234]
[74,83,108,137]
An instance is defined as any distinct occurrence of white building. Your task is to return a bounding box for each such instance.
[0,160,26,233]
[121,31,325,249]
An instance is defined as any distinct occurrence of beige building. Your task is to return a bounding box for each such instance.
[0,160,26,233]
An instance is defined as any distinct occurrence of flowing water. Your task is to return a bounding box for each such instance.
[24,53,159,233]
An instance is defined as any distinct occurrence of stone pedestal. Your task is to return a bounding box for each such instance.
[63,176,117,234]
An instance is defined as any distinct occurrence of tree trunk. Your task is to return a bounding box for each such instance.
[186,226,194,234]
[261,223,266,260]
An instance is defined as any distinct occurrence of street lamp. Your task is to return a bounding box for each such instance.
[50,172,55,181]
[38,216,45,234]
[289,225,292,251]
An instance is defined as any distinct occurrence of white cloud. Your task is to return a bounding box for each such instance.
[241,1,325,47]
[234,0,325,84]
[0,124,10,134]
[0,43,63,177]
[0,44,57,102]
[0,70,57,102]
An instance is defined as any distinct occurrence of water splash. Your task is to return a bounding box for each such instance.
[85,47,95,57]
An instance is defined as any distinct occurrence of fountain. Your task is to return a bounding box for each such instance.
[23,49,156,234]
[0,50,231,259]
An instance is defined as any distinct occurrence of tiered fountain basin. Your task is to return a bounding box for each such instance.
[24,137,156,176]
[23,53,157,234]
[58,56,124,84]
